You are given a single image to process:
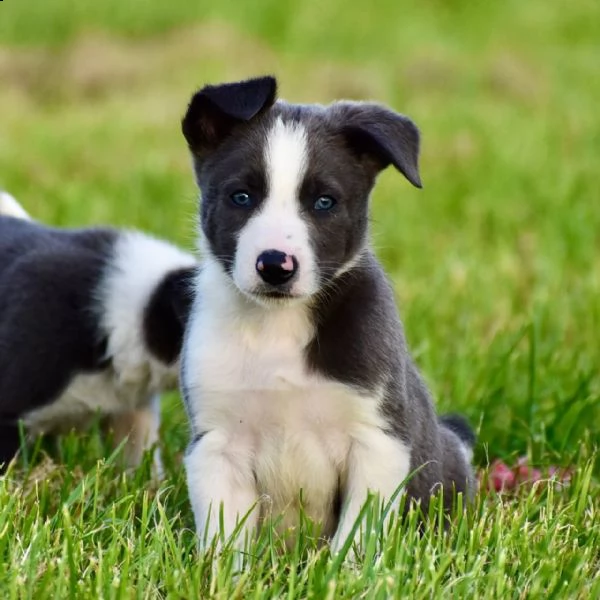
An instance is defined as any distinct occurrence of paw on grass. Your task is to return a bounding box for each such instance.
[480,456,574,494]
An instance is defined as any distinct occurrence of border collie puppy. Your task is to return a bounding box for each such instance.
[0,193,196,474]
[180,76,475,554]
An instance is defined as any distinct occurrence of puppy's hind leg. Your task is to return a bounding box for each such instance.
[108,394,163,477]
[0,423,22,474]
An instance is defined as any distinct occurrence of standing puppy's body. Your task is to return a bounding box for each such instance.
[0,196,196,472]
[181,77,475,553]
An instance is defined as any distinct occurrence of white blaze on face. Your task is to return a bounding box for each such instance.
[233,118,318,298]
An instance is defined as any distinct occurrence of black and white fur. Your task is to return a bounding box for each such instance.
[0,193,196,473]
[180,77,475,554]
[0,191,31,220]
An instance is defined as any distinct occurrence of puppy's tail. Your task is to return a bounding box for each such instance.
[439,413,476,455]
[0,191,31,220]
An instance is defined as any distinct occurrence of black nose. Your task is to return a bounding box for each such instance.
[256,250,298,286]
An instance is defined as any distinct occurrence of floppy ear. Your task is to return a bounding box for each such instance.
[182,76,278,156]
[328,102,422,188]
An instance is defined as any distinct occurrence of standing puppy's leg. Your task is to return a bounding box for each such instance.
[0,424,22,474]
[108,394,163,477]
[185,430,259,559]
[331,428,411,555]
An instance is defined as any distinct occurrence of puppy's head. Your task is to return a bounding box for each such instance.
[182,76,421,304]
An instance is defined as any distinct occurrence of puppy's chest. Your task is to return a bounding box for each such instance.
[195,308,363,434]
[190,307,379,530]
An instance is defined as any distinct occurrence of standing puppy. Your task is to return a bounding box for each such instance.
[181,77,475,554]
[0,194,196,473]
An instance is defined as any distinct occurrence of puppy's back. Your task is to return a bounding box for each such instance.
[0,217,118,418]
[0,217,116,280]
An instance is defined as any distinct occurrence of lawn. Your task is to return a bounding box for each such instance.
[0,0,599,597]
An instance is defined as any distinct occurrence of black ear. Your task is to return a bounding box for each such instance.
[143,267,197,365]
[328,102,422,188]
[182,76,278,156]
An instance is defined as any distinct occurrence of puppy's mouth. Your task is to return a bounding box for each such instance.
[244,283,309,304]
[259,290,294,299]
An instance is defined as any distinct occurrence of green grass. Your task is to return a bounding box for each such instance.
[0,0,599,596]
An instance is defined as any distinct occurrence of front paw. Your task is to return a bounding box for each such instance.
[331,524,363,562]
[331,538,360,570]
[198,531,248,581]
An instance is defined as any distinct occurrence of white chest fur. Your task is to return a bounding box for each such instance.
[183,261,389,540]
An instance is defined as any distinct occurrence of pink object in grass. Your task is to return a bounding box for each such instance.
[548,465,574,483]
[483,456,574,495]
[515,457,542,484]
[488,459,516,492]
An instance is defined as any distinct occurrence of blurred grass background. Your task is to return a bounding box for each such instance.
[1,0,599,596]
[1,0,598,464]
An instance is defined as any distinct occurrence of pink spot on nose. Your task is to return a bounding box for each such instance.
[256,260,264,271]
[281,255,295,271]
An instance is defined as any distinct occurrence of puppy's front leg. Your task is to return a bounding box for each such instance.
[185,430,258,558]
[331,429,411,555]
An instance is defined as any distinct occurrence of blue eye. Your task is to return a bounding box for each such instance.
[230,191,254,208]
[313,195,337,211]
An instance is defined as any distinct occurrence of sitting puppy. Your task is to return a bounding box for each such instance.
[180,76,475,554]
[0,192,196,474]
